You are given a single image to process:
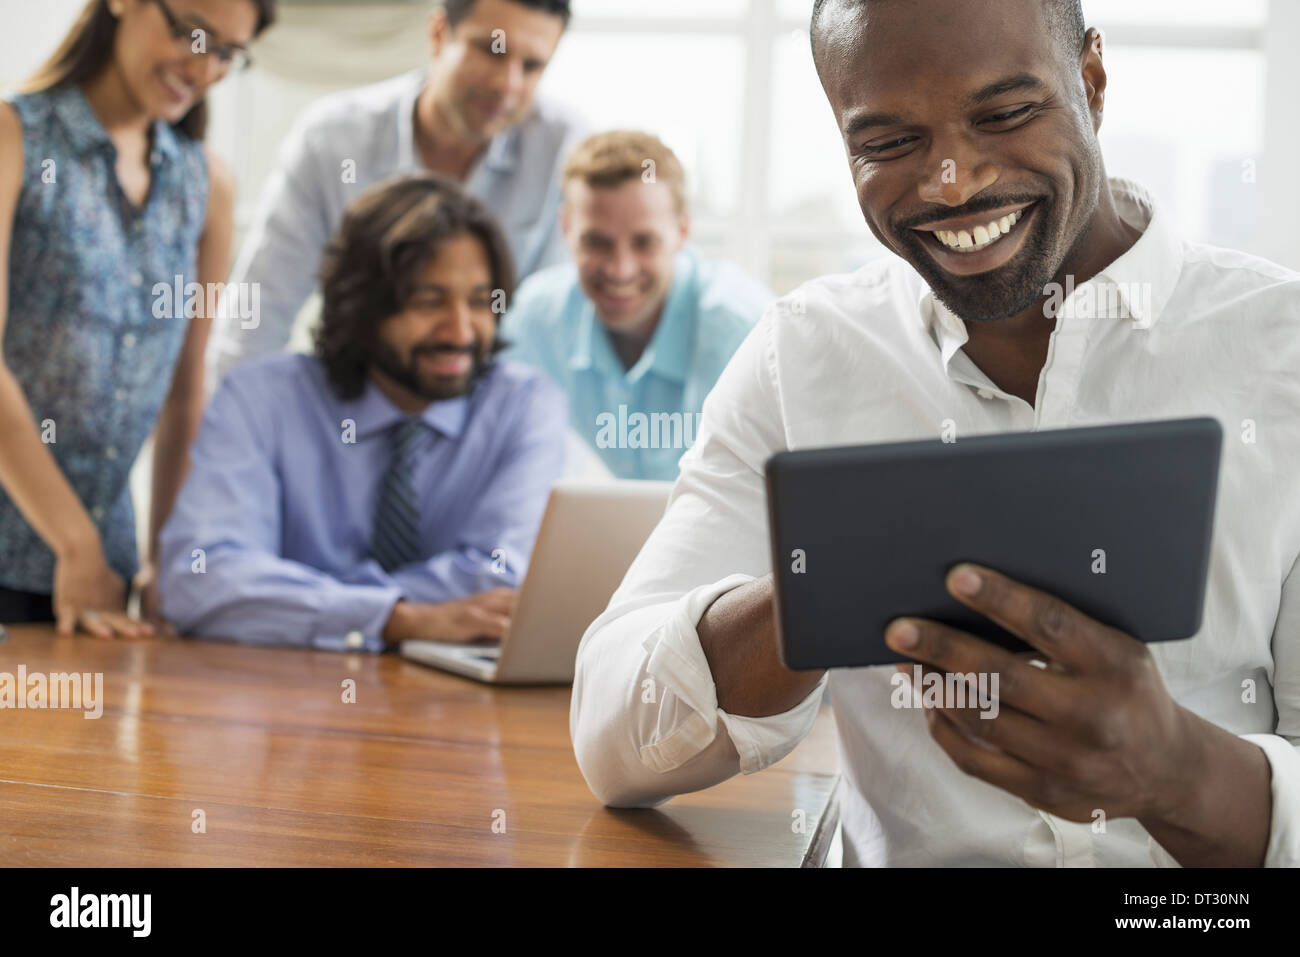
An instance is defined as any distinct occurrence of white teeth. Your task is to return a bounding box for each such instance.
[931,208,1028,253]
[161,70,194,99]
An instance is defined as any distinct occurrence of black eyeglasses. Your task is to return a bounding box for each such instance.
[148,0,253,72]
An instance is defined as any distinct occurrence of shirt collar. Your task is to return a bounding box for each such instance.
[337,373,471,441]
[399,69,522,176]
[51,85,114,156]
[920,292,970,373]
[568,247,698,384]
[474,122,521,175]
[150,116,183,164]
[51,84,181,165]
[919,176,1182,368]
[1093,178,1183,329]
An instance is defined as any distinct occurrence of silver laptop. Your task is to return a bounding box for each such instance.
[399,479,672,684]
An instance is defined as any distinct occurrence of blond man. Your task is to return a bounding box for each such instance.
[500,130,773,481]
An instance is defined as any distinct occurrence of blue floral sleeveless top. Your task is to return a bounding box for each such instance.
[0,85,208,593]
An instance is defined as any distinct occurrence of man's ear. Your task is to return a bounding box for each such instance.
[678,208,692,244]
[559,201,571,238]
[1080,27,1107,133]
[428,7,449,58]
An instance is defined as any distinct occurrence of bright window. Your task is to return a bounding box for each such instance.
[552,0,1286,292]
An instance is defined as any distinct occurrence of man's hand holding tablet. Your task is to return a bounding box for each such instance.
[883,560,1271,868]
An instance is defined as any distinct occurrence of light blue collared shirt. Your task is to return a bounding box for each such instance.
[158,353,566,651]
[208,69,587,380]
[500,246,773,480]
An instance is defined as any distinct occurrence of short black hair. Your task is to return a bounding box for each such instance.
[810,0,1085,70]
[442,0,572,29]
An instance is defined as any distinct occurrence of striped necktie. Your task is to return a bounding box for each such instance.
[371,417,429,573]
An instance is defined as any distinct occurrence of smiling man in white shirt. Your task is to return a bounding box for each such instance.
[570,0,1300,867]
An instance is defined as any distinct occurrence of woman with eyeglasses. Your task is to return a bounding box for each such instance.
[0,0,276,636]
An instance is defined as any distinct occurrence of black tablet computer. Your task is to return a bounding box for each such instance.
[765,417,1222,670]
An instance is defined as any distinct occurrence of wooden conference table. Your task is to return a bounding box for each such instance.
[0,625,840,867]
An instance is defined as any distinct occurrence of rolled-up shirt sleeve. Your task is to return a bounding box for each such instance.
[1242,550,1300,867]
[1242,735,1300,866]
[571,308,826,807]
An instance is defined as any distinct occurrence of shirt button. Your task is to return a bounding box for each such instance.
[977,388,994,400]
[105,446,118,460]
[91,506,105,520]
[133,220,144,232]
[344,630,364,650]
[130,272,143,287]
[114,389,127,401]
[122,333,137,349]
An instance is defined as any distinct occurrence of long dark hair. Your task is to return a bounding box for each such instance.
[23,0,277,141]
[316,174,517,400]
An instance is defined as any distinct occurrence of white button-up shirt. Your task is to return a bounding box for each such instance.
[570,179,1300,867]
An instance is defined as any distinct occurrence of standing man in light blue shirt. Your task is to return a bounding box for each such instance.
[208,0,585,382]
[501,131,774,481]
[161,175,565,651]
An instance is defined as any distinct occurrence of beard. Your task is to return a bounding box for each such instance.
[368,338,487,402]
[895,194,1078,324]
[895,144,1104,325]
[904,207,1057,322]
